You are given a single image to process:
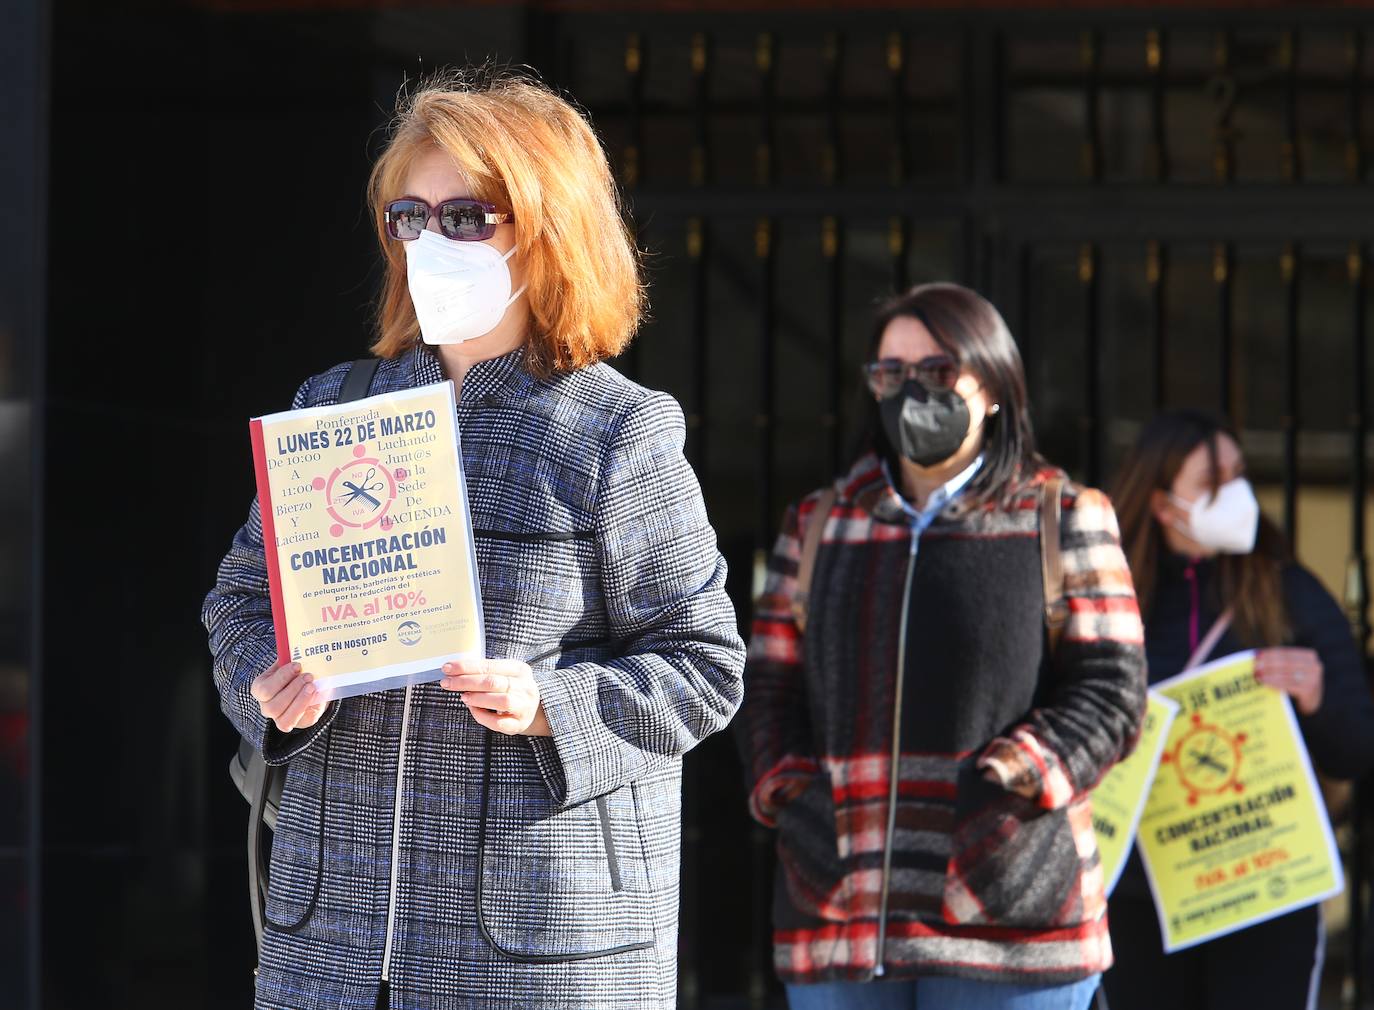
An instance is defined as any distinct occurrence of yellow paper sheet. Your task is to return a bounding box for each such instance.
[251,381,483,699]
[1136,651,1341,952]
[1092,691,1179,895]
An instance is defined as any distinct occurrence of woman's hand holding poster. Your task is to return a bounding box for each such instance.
[1135,651,1341,951]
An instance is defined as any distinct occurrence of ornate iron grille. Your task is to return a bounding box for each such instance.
[518,9,1374,1006]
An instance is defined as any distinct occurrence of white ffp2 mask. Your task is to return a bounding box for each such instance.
[1171,477,1260,555]
[404,229,527,345]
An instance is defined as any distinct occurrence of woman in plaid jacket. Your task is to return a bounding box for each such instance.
[738,283,1147,1009]
[203,73,745,1009]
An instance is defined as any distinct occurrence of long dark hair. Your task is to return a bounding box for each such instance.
[1110,409,1290,647]
[857,282,1042,507]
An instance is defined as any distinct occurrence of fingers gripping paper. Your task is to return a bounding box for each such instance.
[249,381,484,700]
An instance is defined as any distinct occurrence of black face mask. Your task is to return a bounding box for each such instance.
[879,380,971,468]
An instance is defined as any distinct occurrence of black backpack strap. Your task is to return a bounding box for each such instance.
[337,357,381,404]
[242,356,381,963]
[244,740,271,950]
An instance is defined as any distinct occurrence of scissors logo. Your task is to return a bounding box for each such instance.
[336,467,387,511]
[1162,712,1247,806]
[322,448,397,533]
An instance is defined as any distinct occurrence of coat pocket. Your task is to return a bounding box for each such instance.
[941,760,1087,929]
[477,742,656,962]
[264,751,327,932]
[774,770,850,922]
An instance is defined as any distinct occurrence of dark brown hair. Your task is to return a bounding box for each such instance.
[858,282,1042,507]
[1110,409,1290,647]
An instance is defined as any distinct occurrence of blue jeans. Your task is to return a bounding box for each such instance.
[786,974,1101,1010]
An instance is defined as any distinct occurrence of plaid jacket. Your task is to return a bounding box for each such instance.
[738,454,1145,986]
[203,345,745,1009]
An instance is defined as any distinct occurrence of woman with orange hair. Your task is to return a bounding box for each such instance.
[203,72,745,1009]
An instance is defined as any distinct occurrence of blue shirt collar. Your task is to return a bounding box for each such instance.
[882,453,984,527]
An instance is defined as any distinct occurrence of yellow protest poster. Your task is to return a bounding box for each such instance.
[1136,651,1341,952]
[250,381,484,700]
[1091,691,1179,895]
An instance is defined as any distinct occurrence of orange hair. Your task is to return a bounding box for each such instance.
[367,71,645,376]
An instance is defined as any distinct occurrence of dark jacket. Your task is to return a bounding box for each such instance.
[738,454,1147,986]
[1113,550,1374,902]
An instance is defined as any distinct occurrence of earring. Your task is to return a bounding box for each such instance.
[988,403,1001,416]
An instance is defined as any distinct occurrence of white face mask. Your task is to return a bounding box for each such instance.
[404,229,527,345]
[1170,477,1260,555]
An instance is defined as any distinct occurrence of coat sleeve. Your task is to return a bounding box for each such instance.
[976,485,1148,810]
[1287,564,1374,780]
[735,499,822,828]
[527,392,746,808]
[202,376,341,765]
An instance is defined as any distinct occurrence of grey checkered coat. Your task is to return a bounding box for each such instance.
[203,345,746,1009]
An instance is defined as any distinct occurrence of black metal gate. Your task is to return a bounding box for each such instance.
[519,8,1374,1006]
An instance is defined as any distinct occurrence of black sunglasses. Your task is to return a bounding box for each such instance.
[384,197,514,242]
[863,355,961,399]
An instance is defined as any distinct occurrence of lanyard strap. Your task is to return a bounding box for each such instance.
[1183,607,1234,672]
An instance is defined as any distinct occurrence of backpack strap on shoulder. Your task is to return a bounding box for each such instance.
[791,487,837,634]
[1041,475,1068,655]
[338,357,381,403]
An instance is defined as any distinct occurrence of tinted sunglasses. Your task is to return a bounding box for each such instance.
[384,198,513,242]
[863,354,960,399]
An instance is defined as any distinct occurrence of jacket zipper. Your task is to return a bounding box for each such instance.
[381,683,415,989]
[874,537,919,977]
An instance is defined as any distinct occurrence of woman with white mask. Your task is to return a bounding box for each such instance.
[1103,408,1374,1010]
[202,71,745,1009]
